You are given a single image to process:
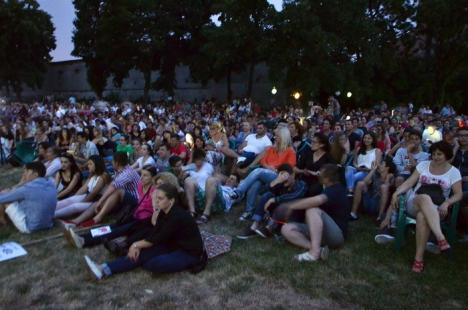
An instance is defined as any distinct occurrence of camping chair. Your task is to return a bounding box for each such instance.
[394,195,460,250]
[8,140,37,166]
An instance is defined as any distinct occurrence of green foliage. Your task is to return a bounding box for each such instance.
[189,0,276,99]
[73,0,212,101]
[0,0,56,99]
[71,0,467,107]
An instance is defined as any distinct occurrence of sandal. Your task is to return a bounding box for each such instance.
[437,239,451,251]
[190,211,198,218]
[196,214,210,225]
[294,247,329,262]
[412,260,424,273]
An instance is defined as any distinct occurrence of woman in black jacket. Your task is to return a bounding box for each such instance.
[83,183,205,280]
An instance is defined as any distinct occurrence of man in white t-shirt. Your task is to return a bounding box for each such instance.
[237,122,272,168]
[184,149,214,216]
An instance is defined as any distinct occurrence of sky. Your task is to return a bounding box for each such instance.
[37,0,283,62]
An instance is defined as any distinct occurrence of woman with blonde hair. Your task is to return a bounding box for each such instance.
[232,126,297,220]
[208,122,239,160]
[154,172,183,192]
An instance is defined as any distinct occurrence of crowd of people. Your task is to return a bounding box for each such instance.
[0,97,466,277]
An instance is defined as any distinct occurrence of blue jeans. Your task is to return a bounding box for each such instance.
[252,191,275,222]
[106,244,200,275]
[345,166,368,191]
[237,168,277,214]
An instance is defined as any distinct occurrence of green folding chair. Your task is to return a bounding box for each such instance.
[394,194,460,250]
[8,140,37,166]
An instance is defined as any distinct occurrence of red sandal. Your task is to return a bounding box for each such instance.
[412,260,424,273]
[437,239,451,251]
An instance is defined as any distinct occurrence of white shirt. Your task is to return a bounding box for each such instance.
[422,128,442,148]
[45,158,61,178]
[135,156,156,169]
[188,162,214,191]
[357,149,377,169]
[415,161,461,199]
[242,134,272,154]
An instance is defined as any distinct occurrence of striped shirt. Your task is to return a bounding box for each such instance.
[112,165,140,198]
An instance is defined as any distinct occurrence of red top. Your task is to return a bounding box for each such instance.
[260,146,296,168]
[170,143,188,157]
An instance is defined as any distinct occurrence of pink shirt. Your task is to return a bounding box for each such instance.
[133,182,155,220]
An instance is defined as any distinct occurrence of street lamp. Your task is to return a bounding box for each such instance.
[271,87,277,95]
[293,92,301,100]
[346,91,352,98]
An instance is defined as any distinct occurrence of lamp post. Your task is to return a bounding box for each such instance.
[346,91,352,98]
[271,87,277,95]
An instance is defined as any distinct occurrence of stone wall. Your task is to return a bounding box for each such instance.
[9,60,286,104]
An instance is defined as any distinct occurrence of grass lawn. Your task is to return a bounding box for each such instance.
[0,165,467,309]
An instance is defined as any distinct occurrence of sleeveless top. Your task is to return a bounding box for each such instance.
[357,148,377,169]
[87,175,101,194]
[58,171,83,198]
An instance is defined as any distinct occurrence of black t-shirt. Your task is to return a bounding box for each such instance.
[144,205,204,257]
[452,149,468,178]
[298,149,336,185]
[321,184,350,238]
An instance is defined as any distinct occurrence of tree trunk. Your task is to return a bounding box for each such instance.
[246,62,255,98]
[143,69,151,103]
[226,68,232,102]
[13,82,21,101]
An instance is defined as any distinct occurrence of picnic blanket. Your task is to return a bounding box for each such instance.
[200,230,232,259]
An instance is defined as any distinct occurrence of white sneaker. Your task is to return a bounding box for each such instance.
[425,242,441,254]
[239,212,251,221]
[64,227,84,248]
[294,247,329,262]
[84,255,103,280]
[374,234,395,244]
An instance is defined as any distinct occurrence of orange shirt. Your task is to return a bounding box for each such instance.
[260,146,296,168]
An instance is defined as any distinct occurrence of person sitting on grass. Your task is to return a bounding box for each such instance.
[393,129,429,187]
[64,166,157,249]
[345,132,382,197]
[184,149,214,217]
[70,152,140,227]
[349,156,396,221]
[55,153,83,200]
[55,155,109,218]
[0,162,57,233]
[237,163,307,239]
[231,126,296,221]
[195,174,240,225]
[387,141,462,273]
[131,143,156,173]
[82,183,206,280]
[281,164,349,262]
[44,146,62,179]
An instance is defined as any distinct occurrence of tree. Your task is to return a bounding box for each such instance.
[408,0,467,107]
[190,0,276,100]
[72,0,110,99]
[0,0,55,99]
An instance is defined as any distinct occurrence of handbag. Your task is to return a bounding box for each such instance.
[416,184,445,205]
[116,185,153,225]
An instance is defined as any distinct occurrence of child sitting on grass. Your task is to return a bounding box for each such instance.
[349,156,396,221]
[237,163,307,239]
